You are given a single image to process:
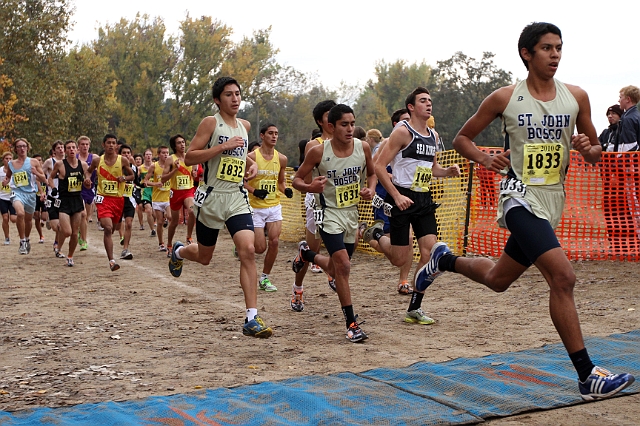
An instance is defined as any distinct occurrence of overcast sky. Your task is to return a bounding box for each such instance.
[68,0,638,134]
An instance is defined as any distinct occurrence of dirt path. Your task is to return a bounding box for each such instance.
[1,222,638,424]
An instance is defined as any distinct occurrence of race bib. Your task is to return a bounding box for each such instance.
[258,179,277,200]
[176,175,192,190]
[1,182,10,193]
[522,143,563,185]
[371,193,384,209]
[102,180,118,195]
[216,157,245,183]
[68,176,82,192]
[123,183,134,197]
[53,198,61,208]
[313,209,324,225]
[499,177,527,197]
[44,199,52,208]
[383,202,393,217]
[95,194,104,204]
[336,182,360,208]
[160,179,171,191]
[193,185,208,207]
[13,171,29,187]
[410,166,432,192]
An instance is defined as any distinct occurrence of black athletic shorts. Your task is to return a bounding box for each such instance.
[59,196,85,216]
[123,197,135,219]
[385,185,439,246]
[503,205,561,267]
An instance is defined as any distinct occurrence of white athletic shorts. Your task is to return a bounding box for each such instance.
[152,201,169,212]
[252,204,282,229]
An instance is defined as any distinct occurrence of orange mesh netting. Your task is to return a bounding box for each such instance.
[280,149,640,262]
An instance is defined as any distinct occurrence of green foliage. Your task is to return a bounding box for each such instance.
[354,60,432,136]
[93,14,177,150]
[431,52,513,148]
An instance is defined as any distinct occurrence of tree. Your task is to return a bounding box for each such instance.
[0,59,28,141]
[0,0,74,152]
[220,27,306,141]
[63,46,118,148]
[354,59,432,136]
[431,52,513,148]
[168,15,233,138]
[93,14,177,149]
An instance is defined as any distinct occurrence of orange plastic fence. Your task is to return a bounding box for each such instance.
[280,149,640,262]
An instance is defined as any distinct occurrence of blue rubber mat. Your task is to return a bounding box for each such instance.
[1,330,638,425]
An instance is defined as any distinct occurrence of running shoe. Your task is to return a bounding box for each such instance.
[120,249,133,260]
[80,240,88,251]
[38,237,44,244]
[97,223,104,231]
[397,281,413,295]
[357,221,368,240]
[139,225,144,230]
[404,308,435,325]
[579,366,635,401]
[290,289,304,312]
[186,237,194,245]
[119,236,124,246]
[414,242,451,292]
[54,248,65,258]
[158,243,166,252]
[292,240,310,273]
[310,263,322,273]
[109,260,120,272]
[259,277,277,292]
[46,221,51,230]
[25,240,30,253]
[67,258,74,267]
[18,240,27,255]
[169,241,184,278]
[346,315,368,343]
[327,275,337,293]
[150,229,156,237]
[242,316,273,338]
[232,245,238,259]
[4,238,9,245]
[362,220,385,244]
[163,218,168,228]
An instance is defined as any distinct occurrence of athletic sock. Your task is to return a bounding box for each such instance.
[245,308,258,322]
[302,248,317,263]
[372,228,384,241]
[408,291,424,312]
[438,253,458,273]
[569,348,596,382]
[260,273,268,281]
[342,305,355,328]
[174,246,183,259]
[292,284,303,293]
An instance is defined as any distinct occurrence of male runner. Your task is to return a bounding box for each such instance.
[48,140,88,266]
[0,152,17,244]
[42,141,65,257]
[162,134,197,254]
[245,123,293,292]
[3,138,46,254]
[144,146,171,251]
[85,134,135,271]
[290,99,337,312]
[138,148,156,235]
[76,136,94,249]
[364,87,460,325]
[292,104,376,342]
[116,144,137,260]
[419,22,635,400]
[167,76,273,338]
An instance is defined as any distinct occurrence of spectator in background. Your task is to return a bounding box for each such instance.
[616,86,640,152]
[366,129,383,154]
[354,126,367,141]
[248,140,261,153]
[599,105,623,151]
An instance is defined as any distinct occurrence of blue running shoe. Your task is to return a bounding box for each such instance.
[169,241,184,278]
[243,316,273,338]
[579,366,635,401]
[414,242,451,291]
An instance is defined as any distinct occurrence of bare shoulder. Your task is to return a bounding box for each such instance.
[278,152,288,163]
[247,150,256,161]
[239,118,251,133]
[563,83,589,103]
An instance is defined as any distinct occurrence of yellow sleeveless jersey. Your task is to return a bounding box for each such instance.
[169,154,193,190]
[151,161,171,202]
[248,149,281,208]
[96,155,124,198]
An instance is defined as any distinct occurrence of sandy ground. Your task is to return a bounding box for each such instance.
[0,221,638,425]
